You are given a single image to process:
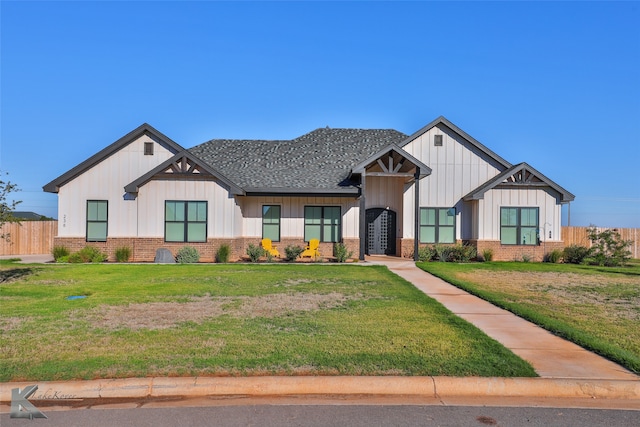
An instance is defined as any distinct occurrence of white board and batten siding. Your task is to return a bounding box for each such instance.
[400,124,505,240]
[136,179,242,238]
[365,176,405,237]
[237,196,360,240]
[57,134,177,237]
[478,188,562,242]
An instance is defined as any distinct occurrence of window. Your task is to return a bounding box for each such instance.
[262,205,281,242]
[165,201,207,242]
[144,142,154,155]
[304,206,341,242]
[500,207,539,245]
[434,134,443,146]
[419,207,455,243]
[86,200,108,242]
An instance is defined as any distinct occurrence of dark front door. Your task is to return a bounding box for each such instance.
[366,208,397,255]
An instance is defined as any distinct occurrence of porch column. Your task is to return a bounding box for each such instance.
[413,167,420,261]
[359,173,366,261]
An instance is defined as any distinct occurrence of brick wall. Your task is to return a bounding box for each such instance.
[52,237,360,262]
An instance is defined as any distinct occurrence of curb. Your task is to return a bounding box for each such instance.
[2,376,639,403]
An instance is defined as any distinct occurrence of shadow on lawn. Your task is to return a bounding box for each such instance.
[0,267,34,283]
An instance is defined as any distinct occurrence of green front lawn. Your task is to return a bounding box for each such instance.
[0,261,536,381]
[417,261,640,374]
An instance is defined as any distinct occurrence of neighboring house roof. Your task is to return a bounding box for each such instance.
[400,116,513,170]
[124,151,244,195]
[189,128,408,195]
[463,162,576,203]
[43,123,185,193]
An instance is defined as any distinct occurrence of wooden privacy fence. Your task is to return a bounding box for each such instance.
[562,226,639,260]
[0,221,57,256]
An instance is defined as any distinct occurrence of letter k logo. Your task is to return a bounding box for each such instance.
[10,385,47,419]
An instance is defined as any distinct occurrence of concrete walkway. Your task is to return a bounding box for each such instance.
[367,256,638,380]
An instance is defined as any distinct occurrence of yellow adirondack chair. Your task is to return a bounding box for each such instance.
[301,238,320,258]
[261,238,280,257]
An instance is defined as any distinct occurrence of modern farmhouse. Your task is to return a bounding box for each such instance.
[44,116,574,262]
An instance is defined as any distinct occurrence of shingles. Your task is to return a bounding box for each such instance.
[188,128,408,193]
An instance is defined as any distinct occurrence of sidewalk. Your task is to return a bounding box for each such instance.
[1,255,638,412]
[367,256,638,380]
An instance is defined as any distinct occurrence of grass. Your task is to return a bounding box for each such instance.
[417,261,640,374]
[0,260,536,381]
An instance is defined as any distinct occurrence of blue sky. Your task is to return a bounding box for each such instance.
[1,1,639,227]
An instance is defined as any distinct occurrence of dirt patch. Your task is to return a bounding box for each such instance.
[84,292,358,330]
[0,316,25,332]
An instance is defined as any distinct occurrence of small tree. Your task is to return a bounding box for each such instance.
[0,172,21,241]
[585,226,632,267]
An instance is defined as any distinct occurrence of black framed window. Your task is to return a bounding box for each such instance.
[304,206,341,242]
[262,205,281,242]
[419,207,455,243]
[86,200,108,242]
[165,201,207,242]
[500,207,539,245]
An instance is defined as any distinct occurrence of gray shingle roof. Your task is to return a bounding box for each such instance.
[188,128,408,194]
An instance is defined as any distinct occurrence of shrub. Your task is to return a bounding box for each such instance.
[584,226,632,267]
[176,246,200,264]
[481,248,494,262]
[284,245,304,261]
[333,243,353,263]
[563,244,590,264]
[246,243,264,263]
[521,253,532,263]
[417,245,437,262]
[114,246,132,263]
[545,249,563,263]
[52,246,70,262]
[216,244,231,263]
[66,246,107,263]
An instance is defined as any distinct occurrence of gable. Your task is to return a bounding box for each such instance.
[125,151,243,195]
[43,123,184,193]
[463,162,575,203]
[400,116,512,170]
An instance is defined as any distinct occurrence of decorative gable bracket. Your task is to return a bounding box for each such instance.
[463,162,575,203]
[124,151,244,196]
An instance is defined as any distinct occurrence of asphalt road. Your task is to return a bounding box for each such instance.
[2,405,638,427]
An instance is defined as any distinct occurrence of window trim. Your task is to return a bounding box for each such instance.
[262,205,281,242]
[500,207,539,246]
[86,200,108,242]
[304,206,342,243]
[144,142,154,155]
[419,207,456,244]
[164,200,208,243]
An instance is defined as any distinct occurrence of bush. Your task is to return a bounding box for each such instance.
[114,246,132,263]
[246,243,264,262]
[417,246,437,262]
[67,246,107,263]
[481,248,494,262]
[284,245,304,261]
[584,226,632,267]
[52,246,70,262]
[216,244,231,263]
[420,244,476,263]
[545,249,563,263]
[176,246,200,264]
[563,244,591,264]
[333,243,353,263]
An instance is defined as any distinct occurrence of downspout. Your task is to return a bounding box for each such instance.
[413,167,420,262]
[359,173,366,261]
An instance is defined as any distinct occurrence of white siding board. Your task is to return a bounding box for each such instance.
[56,135,177,237]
